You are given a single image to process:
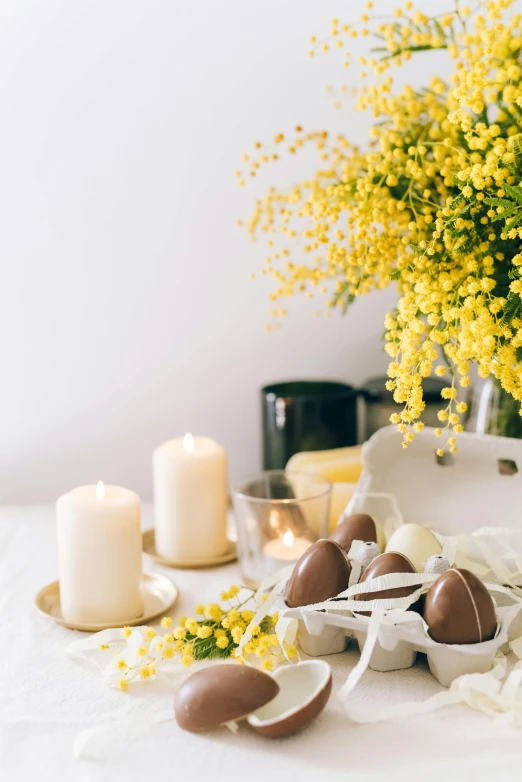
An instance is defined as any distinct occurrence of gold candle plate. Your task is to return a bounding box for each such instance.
[35,571,178,632]
[142,529,237,568]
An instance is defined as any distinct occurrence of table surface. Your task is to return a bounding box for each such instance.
[2,504,521,782]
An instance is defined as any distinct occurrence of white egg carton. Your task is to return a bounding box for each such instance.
[283,601,522,687]
[282,427,522,687]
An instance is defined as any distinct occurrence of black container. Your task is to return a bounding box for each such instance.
[262,380,358,470]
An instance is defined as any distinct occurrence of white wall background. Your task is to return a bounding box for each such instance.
[0,0,445,503]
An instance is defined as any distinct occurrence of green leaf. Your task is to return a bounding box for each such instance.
[506,211,522,230]
[513,136,522,165]
[191,638,217,660]
[342,292,356,314]
[206,644,233,660]
[484,197,516,208]
[501,293,522,325]
[502,182,522,205]
[491,206,520,222]
[449,194,466,210]
[453,237,474,254]
[191,635,235,660]
[390,269,401,280]
[501,161,518,176]
[452,174,466,187]
[382,44,447,61]
[433,20,446,39]
[331,282,349,308]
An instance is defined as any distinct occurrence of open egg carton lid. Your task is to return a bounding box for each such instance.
[351,425,522,539]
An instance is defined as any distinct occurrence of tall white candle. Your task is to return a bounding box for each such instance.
[56,482,143,625]
[153,433,228,561]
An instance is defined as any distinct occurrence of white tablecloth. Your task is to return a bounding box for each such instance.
[2,504,522,782]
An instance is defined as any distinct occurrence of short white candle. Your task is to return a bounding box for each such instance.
[153,434,228,562]
[263,529,312,571]
[56,482,143,625]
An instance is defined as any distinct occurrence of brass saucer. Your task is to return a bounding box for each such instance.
[142,529,237,569]
[35,572,179,632]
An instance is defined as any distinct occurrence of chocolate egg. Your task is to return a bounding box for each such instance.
[285,539,350,608]
[385,523,442,573]
[175,664,279,732]
[330,513,376,553]
[355,551,418,611]
[423,568,497,645]
[247,660,332,738]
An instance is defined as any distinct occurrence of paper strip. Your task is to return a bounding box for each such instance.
[338,608,384,699]
[274,616,299,661]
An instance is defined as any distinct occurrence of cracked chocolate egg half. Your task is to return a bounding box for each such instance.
[285,538,351,608]
[174,660,332,739]
[247,660,332,738]
[423,567,497,645]
[175,665,279,732]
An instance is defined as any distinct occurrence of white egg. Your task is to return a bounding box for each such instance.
[385,523,442,572]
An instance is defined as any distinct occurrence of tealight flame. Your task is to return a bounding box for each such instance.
[96,480,106,500]
[183,432,195,452]
[282,530,294,549]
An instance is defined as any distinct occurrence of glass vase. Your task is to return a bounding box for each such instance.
[466,376,522,439]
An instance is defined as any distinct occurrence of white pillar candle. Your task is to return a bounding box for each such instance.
[56,482,143,625]
[153,433,228,562]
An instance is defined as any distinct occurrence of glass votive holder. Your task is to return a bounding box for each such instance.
[232,470,332,588]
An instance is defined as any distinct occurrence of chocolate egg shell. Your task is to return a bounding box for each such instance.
[285,539,351,608]
[355,551,418,611]
[247,660,332,738]
[330,513,377,554]
[174,664,279,732]
[385,523,442,572]
[423,568,497,645]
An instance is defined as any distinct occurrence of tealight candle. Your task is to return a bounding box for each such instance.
[153,434,228,562]
[263,529,312,572]
[56,482,143,625]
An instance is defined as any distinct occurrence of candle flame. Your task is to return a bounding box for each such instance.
[183,432,195,452]
[96,480,105,500]
[282,530,294,549]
